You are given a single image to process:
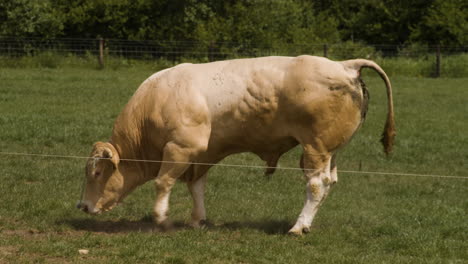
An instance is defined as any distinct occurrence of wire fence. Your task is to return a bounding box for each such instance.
[0,151,466,180]
[1,37,467,77]
[1,36,467,59]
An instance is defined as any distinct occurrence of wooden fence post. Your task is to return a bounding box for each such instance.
[98,38,105,68]
[435,44,441,78]
[323,44,328,58]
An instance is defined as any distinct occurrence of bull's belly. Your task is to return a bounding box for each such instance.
[202,123,298,164]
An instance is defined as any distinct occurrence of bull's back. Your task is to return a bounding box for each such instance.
[140,56,364,154]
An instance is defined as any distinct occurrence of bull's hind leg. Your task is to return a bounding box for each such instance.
[187,164,212,228]
[289,145,333,235]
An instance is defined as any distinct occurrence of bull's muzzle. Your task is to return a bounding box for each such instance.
[76,200,102,214]
[76,201,89,213]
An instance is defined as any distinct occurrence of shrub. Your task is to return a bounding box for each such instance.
[441,53,468,78]
[328,41,382,60]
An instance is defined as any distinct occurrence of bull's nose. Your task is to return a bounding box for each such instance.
[76,202,89,213]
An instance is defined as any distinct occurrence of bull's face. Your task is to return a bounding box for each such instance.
[77,142,123,214]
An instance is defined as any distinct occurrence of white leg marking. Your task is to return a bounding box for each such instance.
[154,191,171,224]
[289,156,332,235]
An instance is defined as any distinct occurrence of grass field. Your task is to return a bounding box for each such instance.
[0,64,467,263]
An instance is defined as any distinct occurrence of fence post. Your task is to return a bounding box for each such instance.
[98,38,105,68]
[323,44,328,58]
[435,44,441,78]
[208,42,214,62]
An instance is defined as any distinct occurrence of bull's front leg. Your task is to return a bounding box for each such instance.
[153,142,193,230]
[289,151,334,235]
[154,174,178,230]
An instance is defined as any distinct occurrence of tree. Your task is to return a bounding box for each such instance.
[0,0,64,38]
[321,0,435,45]
[58,0,133,39]
[193,0,340,56]
[410,0,468,46]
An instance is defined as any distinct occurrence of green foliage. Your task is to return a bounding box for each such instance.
[439,53,468,77]
[328,41,381,60]
[410,0,468,45]
[375,56,434,78]
[1,0,465,47]
[0,0,64,38]
[59,0,134,38]
[397,43,431,58]
[375,54,468,78]
[321,0,435,44]
[189,0,340,57]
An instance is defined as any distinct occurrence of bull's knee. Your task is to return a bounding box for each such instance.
[322,176,332,186]
[155,176,176,193]
[307,176,325,199]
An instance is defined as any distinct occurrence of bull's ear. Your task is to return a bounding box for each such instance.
[93,142,120,167]
[102,146,120,167]
[102,143,120,167]
[102,147,113,159]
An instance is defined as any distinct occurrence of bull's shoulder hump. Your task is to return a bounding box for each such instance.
[146,63,193,81]
[146,68,171,81]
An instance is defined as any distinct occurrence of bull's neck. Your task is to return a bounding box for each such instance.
[111,139,157,186]
[110,108,159,188]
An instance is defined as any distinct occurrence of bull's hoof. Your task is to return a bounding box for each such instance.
[154,219,174,232]
[288,226,311,236]
[287,228,303,236]
[190,219,208,229]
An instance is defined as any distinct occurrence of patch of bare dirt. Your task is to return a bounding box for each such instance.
[0,245,18,257]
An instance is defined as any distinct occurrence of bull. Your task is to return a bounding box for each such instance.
[77,55,395,235]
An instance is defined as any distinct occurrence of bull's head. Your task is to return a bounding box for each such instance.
[77,142,123,214]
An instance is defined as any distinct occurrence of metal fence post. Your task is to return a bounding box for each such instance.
[323,44,328,58]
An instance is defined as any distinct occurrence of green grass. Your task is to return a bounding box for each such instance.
[0,65,467,263]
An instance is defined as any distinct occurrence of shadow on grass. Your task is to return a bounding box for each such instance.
[217,220,292,235]
[60,216,178,234]
[59,217,292,235]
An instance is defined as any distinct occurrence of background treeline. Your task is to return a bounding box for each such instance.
[0,0,466,48]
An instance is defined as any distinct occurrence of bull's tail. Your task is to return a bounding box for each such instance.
[342,59,396,155]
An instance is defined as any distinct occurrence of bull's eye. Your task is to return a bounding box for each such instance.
[94,171,101,178]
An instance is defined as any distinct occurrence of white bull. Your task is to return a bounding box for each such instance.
[77,55,395,235]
